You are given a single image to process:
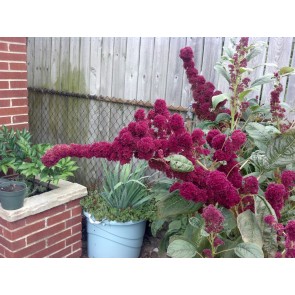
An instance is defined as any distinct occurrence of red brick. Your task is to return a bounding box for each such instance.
[72,240,82,252]
[0,217,26,230]
[9,62,27,71]
[49,245,72,258]
[8,123,29,130]
[66,199,82,209]
[66,249,82,258]
[3,220,45,240]
[12,115,28,123]
[71,223,82,235]
[0,72,26,79]
[13,240,46,258]
[0,42,8,51]
[47,210,71,226]
[0,89,28,98]
[0,106,28,116]
[0,245,4,256]
[66,215,82,228]
[29,241,65,258]
[27,222,66,244]
[0,62,8,70]
[10,81,27,89]
[9,44,26,53]
[0,81,9,89]
[0,236,26,251]
[71,206,82,217]
[47,229,72,246]
[0,116,11,125]
[0,52,26,62]
[66,233,81,247]
[25,204,66,224]
[11,98,28,106]
[0,38,26,44]
[0,99,10,107]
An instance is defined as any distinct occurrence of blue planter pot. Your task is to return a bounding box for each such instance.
[84,212,146,258]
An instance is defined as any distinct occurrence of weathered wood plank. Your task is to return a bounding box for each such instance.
[60,38,70,91]
[285,40,295,121]
[150,37,170,103]
[79,37,91,94]
[50,38,61,91]
[27,38,35,87]
[112,37,127,98]
[90,37,102,95]
[137,37,155,102]
[181,37,204,108]
[261,37,293,104]
[165,37,186,106]
[100,37,114,97]
[33,37,43,88]
[69,37,81,93]
[124,37,141,100]
[201,37,223,87]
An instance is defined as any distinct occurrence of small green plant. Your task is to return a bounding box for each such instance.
[81,160,157,222]
[0,126,79,196]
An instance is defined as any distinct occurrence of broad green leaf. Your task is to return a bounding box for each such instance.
[250,150,271,172]
[266,128,295,168]
[214,64,230,83]
[189,215,203,228]
[165,154,194,173]
[254,195,278,257]
[215,113,231,124]
[238,88,255,100]
[245,122,280,151]
[168,220,182,231]
[234,242,264,258]
[219,207,237,231]
[251,74,274,87]
[279,66,295,75]
[239,67,253,73]
[212,93,229,110]
[167,239,197,258]
[237,210,263,248]
[157,192,202,219]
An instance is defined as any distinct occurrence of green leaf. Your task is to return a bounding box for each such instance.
[237,210,263,248]
[234,242,264,258]
[239,67,253,74]
[245,122,280,151]
[157,192,202,219]
[279,66,295,76]
[266,128,295,168]
[215,113,231,124]
[214,64,230,83]
[165,154,194,173]
[251,74,274,87]
[250,150,271,172]
[212,93,229,110]
[151,220,165,237]
[189,215,203,228]
[169,220,182,231]
[219,207,237,231]
[167,239,197,258]
[254,195,278,257]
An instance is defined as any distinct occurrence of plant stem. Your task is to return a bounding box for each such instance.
[196,159,209,171]
[215,248,236,255]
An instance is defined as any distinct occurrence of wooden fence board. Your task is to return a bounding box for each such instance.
[50,38,61,91]
[60,38,70,91]
[261,37,293,104]
[89,37,102,95]
[150,37,170,103]
[27,38,35,87]
[165,37,186,106]
[124,37,141,100]
[69,37,80,93]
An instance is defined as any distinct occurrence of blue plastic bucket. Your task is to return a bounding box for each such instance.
[84,212,146,258]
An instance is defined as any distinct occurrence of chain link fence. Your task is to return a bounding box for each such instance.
[28,89,188,188]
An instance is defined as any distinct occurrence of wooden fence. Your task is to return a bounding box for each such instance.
[27,37,295,186]
[27,37,295,114]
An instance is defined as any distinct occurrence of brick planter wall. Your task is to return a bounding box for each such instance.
[0,37,28,130]
[0,180,87,258]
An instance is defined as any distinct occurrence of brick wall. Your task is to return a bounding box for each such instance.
[0,37,28,130]
[0,199,82,258]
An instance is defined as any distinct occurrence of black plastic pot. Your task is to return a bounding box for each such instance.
[0,180,27,210]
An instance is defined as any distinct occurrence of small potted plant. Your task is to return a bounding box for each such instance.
[81,160,156,258]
